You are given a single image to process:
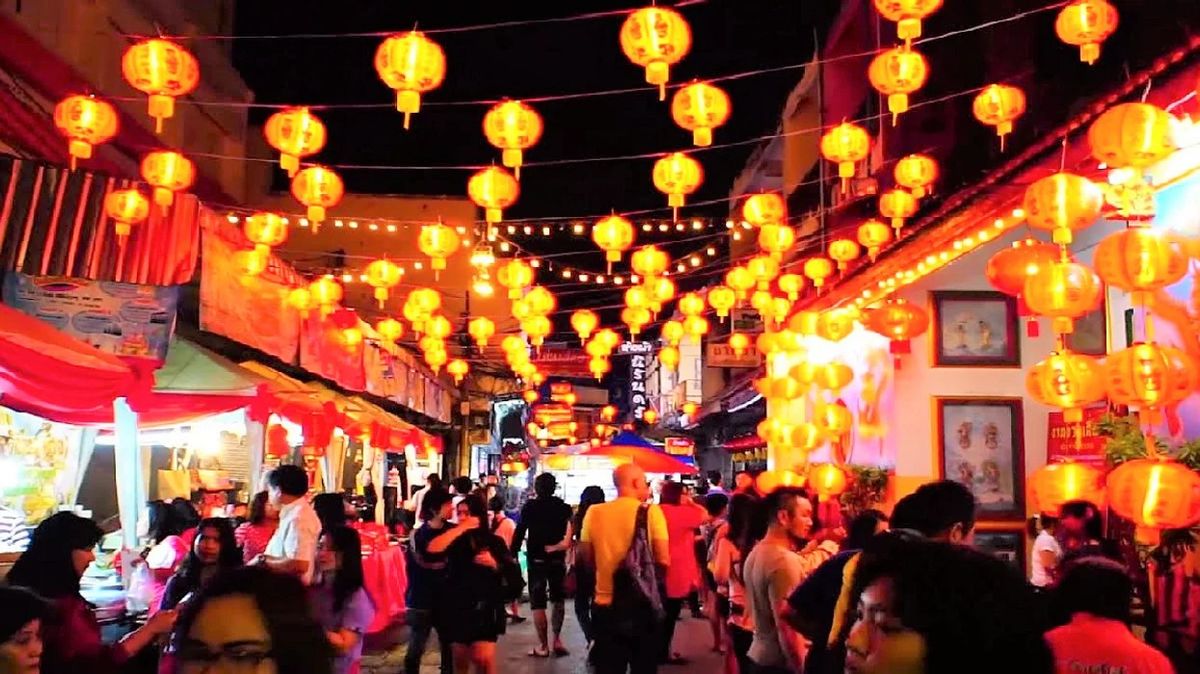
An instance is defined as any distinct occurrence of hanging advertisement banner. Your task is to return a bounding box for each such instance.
[532,347,592,377]
[199,232,300,363]
[630,351,649,420]
[1045,406,1108,467]
[299,310,366,392]
[2,271,178,362]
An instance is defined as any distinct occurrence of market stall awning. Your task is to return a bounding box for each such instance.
[156,339,266,396]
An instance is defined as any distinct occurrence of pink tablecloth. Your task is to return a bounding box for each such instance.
[362,545,407,633]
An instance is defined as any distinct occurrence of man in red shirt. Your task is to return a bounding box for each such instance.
[1046,557,1174,674]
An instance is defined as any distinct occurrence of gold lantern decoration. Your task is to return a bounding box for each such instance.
[725,267,755,301]
[862,298,929,343]
[589,357,612,380]
[671,81,731,147]
[243,212,289,259]
[1023,260,1102,335]
[468,317,496,347]
[264,107,326,177]
[742,193,786,227]
[418,221,461,276]
[985,238,1061,298]
[54,95,118,170]
[857,219,893,261]
[815,403,854,438]
[365,258,404,308]
[571,310,599,343]
[447,359,470,384]
[820,122,871,191]
[286,287,314,318]
[1108,458,1200,544]
[631,245,670,279]
[121,38,199,133]
[523,315,553,347]
[483,100,543,178]
[750,290,775,317]
[374,31,447,129]
[828,239,861,271]
[619,6,692,100]
[1030,462,1106,516]
[973,84,1026,150]
[593,215,636,273]
[1092,228,1188,305]
[1104,343,1198,427]
[1088,103,1175,217]
[678,291,706,317]
[778,273,805,302]
[815,362,854,392]
[104,188,150,245]
[649,276,676,314]
[659,345,681,372]
[652,152,703,218]
[747,256,780,290]
[424,347,448,373]
[758,224,796,260]
[1055,0,1119,65]
[468,166,520,225]
[525,286,557,317]
[1027,351,1106,422]
[868,47,929,125]
[803,257,835,289]
[707,286,737,319]
[375,317,405,346]
[309,276,343,315]
[291,166,343,231]
[879,188,917,234]
[756,470,807,495]
[140,150,195,212]
[873,0,943,44]
[1022,172,1105,246]
[894,153,939,198]
[497,259,535,299]
[808,464,849,499]
[661,320,684,347]
[817,309,856,342]
[729,332,750,357]
[683,315,709,343]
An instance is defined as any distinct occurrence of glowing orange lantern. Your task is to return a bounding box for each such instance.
[678,292,706,317]
[375,317,405,345]
[815,403,853,438]
[1107,458,1200,543]
[286,287,314,318]
[525,286,557,317]
[729,332,750,357]
[758,224,796,260]
[447,359,470,384]
[1027,351,1106,422]
[291,166,343,231]
[642,408,659,424]
[659,345,680,371]
[497,259,535,299]
[1088,103,1176,177]
[631,245,670,279]
[726,267,755,300]
[468,317,496,347]
[1023,172,1105,246]
[1023,260,1101,335]
[879,188,917,234]
[815,362,854,392]
[894,153,939,198]
[589,357,612,380]
[660,320,685,347]
[54,95,118,170]
[593,215,636,272]
[743,193,786,227]
[857,220,893,261]
[418,221,461,276]
[750,290,775,317]
[973,84,1026,150]
[681,401,699,417]
[139,150,195,212]
[653,152,703,218]
[803,257,835,289]
[789,310,821,336]
[671,81,731,147]
[863,298,929,343]
[1055,0,1118,65]
[104,188,149,244]
[424,347,448,373]
[264,107,326,177]
[523,316,553,347]
[570,310,599,343]
[985,238,1061,297]
[601,404,618,422]
[1030,462,1106,516]
[817,309,856,342]
[683,315,709,343]
[820,122,870,191]
[483,100,542,179]
[868,47,929,125]
[425,315,453,342]
[649,277,676,312]
[374,31,446,129]
[1093,228,1188,304]
[708,286,737,319]
[828,239,861,271]
[365,258,404,308]
[1105,343,1197,426]
[874,0,942,44]
[756,470,806,495]
[243,212,288,260]
[309,276,343,313]
[809,464,849,499]
[468,166,520,225]
[121,38,199,133]
[620,6,692,100]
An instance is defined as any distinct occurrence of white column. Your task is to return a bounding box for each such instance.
[245,412,265,498]
[112,398,142,550]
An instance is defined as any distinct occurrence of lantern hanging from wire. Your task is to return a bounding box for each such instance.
[525,285,557,317]
[622,307,651,339]
[879,189,917,234]
[1088,102,1176,208]
[660,319,684,348]
[619,6,692,100]
[1027,350,1106,422]
[671,81,731,147]
[1092,227,1188,305]
[683,315,709,343]
[570,310,599,343]
[659,345,681,372]
[243,212,288,259]
[140,150,195,212]
[264,107,326,177]
[747,256,780,290]
[727,332,750,357]
[631,245,670,279]
[1055,0,1118,65]
[483,100,542,179]
[418,221,461,277]
[648,276,676,314]
[1105,342,1197,428]
[894,153,939,198]
[1022,172,1105,246]
[365,258,404,308]
[652,152,703,219]
[593,215,636,273]
[375,317,405,346]
[1108,458,1200,544]
[742,193,786,227]
[862,298,929,344]
[467,165,520,226]
[857,219,893,261]
[54,95,118,170]
[1030,462,1106,517]
[817,309,856,342]
[678,291,706,317]
[820,121,871,192]
[873,0,942,44]
[868,47,929,125]
[424,346,448,373]
[778,273,805,301]
[725,266,755,301]
[309,276,343,316]
[973,84,1026,151]
[708,286,737,319]
[468,317,496,348]
[497,259,535,299]
[1023,260,1102,335]
[104,188,150,246]
[985,238,1061,298]
[286,287,314,318]
[758,224,796,260]
[446,359,470,384]
[121,38,199,133]
[828,239,861,272]
[291,166,343,232]
[374,31,446,129]
[804,257,835,290]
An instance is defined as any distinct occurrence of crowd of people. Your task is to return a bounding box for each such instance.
[0,462,1182,674]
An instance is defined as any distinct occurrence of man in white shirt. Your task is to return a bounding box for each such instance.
[256,464,322,585]
[411,473,442,524]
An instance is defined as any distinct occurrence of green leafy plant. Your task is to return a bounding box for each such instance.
[1098,413,1200,470]
[840,465,890,516]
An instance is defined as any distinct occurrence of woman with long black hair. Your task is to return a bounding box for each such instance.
[160,518,242,612]
[572,485,606,648]
[311,525,375,674]
[711,492,768,674]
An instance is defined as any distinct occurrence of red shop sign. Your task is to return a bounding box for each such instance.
[1046,407,1107,468]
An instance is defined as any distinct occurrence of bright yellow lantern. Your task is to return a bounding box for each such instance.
[1105,343,1197,428]
[140,150,195,212]
[619,6,692,100]
[374,31,447,129]
[973,84,1026,150]
[678,292,706,317]
[809,464,849,499]
[862,298,929,342]
[653,152,703,217]
[742,193,786,227]
[365,258,404,308]
[820,122,871,191]
[467,166,520,225]
[1027,350,1106,422]
[447,359,470,385]
[1088,103,1176,177]
[589,357,612,380]
[468,317,496,347]
[264,107,326,177]
[1022,172,1105,246]
[375,317,405,345]
[857,219,893,261]
[815,362,854,392]
[683,315,709,343]
[1108,458,1200,544]
[894,153,939,198]
[418,222,461,275]
[1055,0,1118,65]
[104,189,150,243]
[286,287,314,318]
[483,100,543,178]
[121,38,199,133]
[659,345,681,371]
[525,286,557,316]
[571,310,599,343]
[725,267,755,300]
[243,212,288,258]
[649,277,676,313]
[729,333,750,357]
[593,215,636,272]
[54,95,118,170]
[778,273,805,301]
[1023,260,1102,335]
[868,47,929,125]
[874,0,943,44]
[817,309,856,342]
[497,259,535,299]
[671,81,731,147]
[879,188,918,234]
[631,245,670,279]
[1093,228,1188,304]
[815,403,854,438]
[828,239,861,271]
[309,276,343,312]
[803,258,835,289]
[708,286,737,319]
[523,315,552,347]
[661,320,685,347]
[424,347,448,374]
[290,166,343,231]
[758,224,796,260]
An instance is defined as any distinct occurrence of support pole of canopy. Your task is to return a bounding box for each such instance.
[113,398,142,550]
[367,439,385,525]
[246,412,265,495]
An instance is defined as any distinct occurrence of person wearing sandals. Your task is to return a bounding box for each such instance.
[511,472,574,658]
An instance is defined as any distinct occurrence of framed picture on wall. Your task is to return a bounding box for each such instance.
[931,291,1021,367]
[974,528,1026,574]
[935,397,1026,521]
[1064,291,1108,356]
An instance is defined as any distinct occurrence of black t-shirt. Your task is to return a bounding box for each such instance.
[405,521,449,609]
[512,496,573,563]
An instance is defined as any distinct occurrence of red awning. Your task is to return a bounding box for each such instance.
[723,435,766,452]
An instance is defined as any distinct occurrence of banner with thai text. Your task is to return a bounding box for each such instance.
[1045,407,1107,467]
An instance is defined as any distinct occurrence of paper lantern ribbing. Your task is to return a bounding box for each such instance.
[868,47,929,125]
[243,212,289,258]
[652,152,703,218]
[894,153,939,199]
[374,31,446,129]
[54,95,118,170]
[264,107,326,177]
[1023,260,1102,335]
[619,6,692,100]
[1055,0,1118,65]
[671,81,731,147]
[973,84,1026,150]
[1108,458,1200,544]
[742,193,786,227]
[1022,172,1105,246]
[1104,343,1197,426]
[418,222,461,275]
[985,238,1061,298]
[468,166,519,225]
[483,100,543,179]
[140,150,195,212]
[291,166,343,231]
[1026,351,1106,422]
[873,0,942,44]
[1030,462,1106,517]
[104,189,150,244]
[121,38,199,133]
[820,122,871,191]
[1087,103,1176,177]
[1093,228,1188,304]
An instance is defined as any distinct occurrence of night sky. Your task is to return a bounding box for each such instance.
[232,1,831,267]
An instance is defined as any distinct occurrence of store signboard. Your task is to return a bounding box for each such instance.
[1045,407,1107,467]
[732,308,764,334]
[706,342,762,368]
[532,347,592,377]
[618,341,654,355]
[664,436,695,456]
[630,351,649,420]
[2,271,178,362]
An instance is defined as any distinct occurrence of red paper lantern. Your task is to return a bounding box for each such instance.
[1108,458,1200,543]
[1030,462,1105,516]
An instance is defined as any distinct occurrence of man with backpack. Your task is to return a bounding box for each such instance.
[579,463,671,674]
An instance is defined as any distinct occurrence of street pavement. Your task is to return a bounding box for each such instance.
[362,600,726,674]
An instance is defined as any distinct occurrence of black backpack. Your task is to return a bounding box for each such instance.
[611,504,664,620]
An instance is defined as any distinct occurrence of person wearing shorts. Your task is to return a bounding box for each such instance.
[512,473,573,658]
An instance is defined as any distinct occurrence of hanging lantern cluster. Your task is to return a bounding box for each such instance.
[678,292,709,343]
[483,100,543,179]
[619,6,692,100]
[584,328,622,381]
[264,106,327,177]
[672,81,731,147]
[54,95,119,170]
[291,166,343,232]
[374,31,447,129]
[121,38,200,133]
[517,285,557,347]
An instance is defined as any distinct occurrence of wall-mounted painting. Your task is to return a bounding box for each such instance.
[974,528,1026,574]
[936,397,1025,521]
[931,291,1021,367]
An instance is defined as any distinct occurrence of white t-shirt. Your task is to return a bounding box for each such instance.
[266,497,322,585]
[1030,530,1062,587]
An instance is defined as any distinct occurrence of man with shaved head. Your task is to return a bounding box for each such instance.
[579,463,670,673]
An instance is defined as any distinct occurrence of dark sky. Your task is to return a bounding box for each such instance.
[232,1,830,260]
